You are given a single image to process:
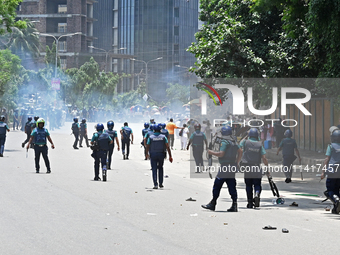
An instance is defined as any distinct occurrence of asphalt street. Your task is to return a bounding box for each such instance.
[0,122,339,255]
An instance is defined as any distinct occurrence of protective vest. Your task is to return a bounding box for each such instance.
[72,123,79,133]
[142,128,148,137]
[98,132,110,151]
[122,127,132,140]
[282,138,296,156]
[30,121,36,128]
[192,132,204,148]
[221,139,239,162]
[161,129,169,137]
[25,122,32,133]
[241,140,262,165]
[106,129,117,140]
[35,128,47,144]
[149,134,166,154]
[329,143,340,165]
[0,123,7,135]
[80,123,86,132]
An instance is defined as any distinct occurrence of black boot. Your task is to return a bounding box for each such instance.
[227,201,238,212]
[201,199,216,211]
[254,191,260,208]
[247,199,253,208]
[333,195,340,214]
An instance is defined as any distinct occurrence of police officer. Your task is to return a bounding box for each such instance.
[276,129,301,183]
[239,128,269,208]
[106,121,120,169]
[26,118,55,173]
[202,126,242,212]
[120,122,133,160]
[71,117,80,149]
[79,118,89,148]
[146,123,173,189]
[91,123,113,181]
[31,116,39,132]
[0,115,10,157]
[160,123,169,140]
[321,129,340,214]
[22,116,33,148]
[186,123,208,173]
[142,122,150,160]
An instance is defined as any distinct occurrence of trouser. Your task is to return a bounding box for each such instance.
[193,146,204,167]
[244,178,262,200]
[283,155,296,178]
[169,134,175,148]
[0,135,6,154]
[122,139,130,156]
[13,120,19,130]
[150,153,165,186]
[34,145,50,171]
[107,145,114,168]
[73,132,79,147]
[181,137,188,149]
[79,132,89,147]
[23,133,30,145]
[326,178,340,198]
[212,177,237,202]
[93,150,107,178]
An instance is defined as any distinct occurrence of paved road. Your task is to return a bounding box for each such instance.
[0,122,338,254]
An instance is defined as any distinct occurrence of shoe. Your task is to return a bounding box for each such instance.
[94,176,101,181]
[107,167,111,170]
[79,145,83,147]
[159,184,164,188]
[0,154,3,157]
[153,186,158,189]
[227,202,238,212]
[126,156,129,160]
[46,170,51,174]
[36,170,39,173]
[74,147,79,150]
[22,143,25,148]
[201,200,216,211]
[247,199,253,208]
[123,154,125,160]
[144,157,148,160]
[254,191,260,207]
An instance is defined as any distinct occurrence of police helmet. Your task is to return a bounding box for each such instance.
[221,126,232,136]
[107,121,114,129]
[82,118,86,123]
[248,128,259,138]
[36,118,45,128]
[160,123,166,129]
[0,115,5,121]
[331,130,340,143]
[28,116,32,121]
[194,123,201,130]
[96,123,104,131]
[154,123,162,132]
[73,117,78,123]
[34,116,39,121]
[284,129,293,138]
[149,124,155,131]
[144,122,150,129]
[150,118,155,124]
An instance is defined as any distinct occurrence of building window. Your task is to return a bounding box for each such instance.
[59,41,67,52]
[58,23,67,33]
[58,4,67,14]
[174,8,179,17]
[60,58,67,70]
[174,26,179,36]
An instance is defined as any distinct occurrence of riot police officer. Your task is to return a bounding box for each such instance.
[160,123,169,140]
[106,121,120,170]
[26,118,55,173]
[0,115,10,157]
[79,118,89,148]
[22,116,33,148]
[186,123,208,173]
[142,122,150,160]
[321,129,340,214]
[146,123,173,189]
[277,129,301,183]
[91,123,113,181]
[120,122,133,160]
[239,128,269,208]
[202,126,242,212]
[31,116,39,132]
[72,117,80,149]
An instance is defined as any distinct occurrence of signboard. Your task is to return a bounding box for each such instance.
[51,78,61,90]
[143,94,148,101]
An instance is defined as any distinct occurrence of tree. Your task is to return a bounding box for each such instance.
[166,83,190,106]
[0,0,26,35]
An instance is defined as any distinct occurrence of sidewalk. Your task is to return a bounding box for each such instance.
[265,148,326,166]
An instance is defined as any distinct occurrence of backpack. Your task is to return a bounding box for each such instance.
[179,129,183,137]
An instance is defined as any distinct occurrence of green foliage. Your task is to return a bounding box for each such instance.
[166,83,190,106]
[0,0,26,35]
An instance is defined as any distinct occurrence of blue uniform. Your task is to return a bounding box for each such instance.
[189,131,207,170]
[106,129,117,169]
[79,123,89,147]
[325,143,340,199]
[91,131,112,179]
[279,138,298,179]
[121,126,133,157]
[147,132,168,187]
[31,128,51,172]
[72,122,80,148]
[0,122,10,156]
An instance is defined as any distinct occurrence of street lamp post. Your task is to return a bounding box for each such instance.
[34,32,81,78]
[88,46,126,72]
[130,57,163,95]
